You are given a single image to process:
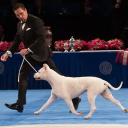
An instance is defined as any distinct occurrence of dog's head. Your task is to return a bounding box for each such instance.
[34,63,49,80]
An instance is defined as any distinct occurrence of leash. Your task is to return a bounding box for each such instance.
[18,55,38,83]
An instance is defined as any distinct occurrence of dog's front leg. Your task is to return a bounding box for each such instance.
[34,93,57,115]
[64,98,82,116]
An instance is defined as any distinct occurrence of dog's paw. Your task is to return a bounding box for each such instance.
[78,112,83,115]
[34,111,40,115]
[124,109,128,113]
[84,115,91,120]
[75,112,83,116]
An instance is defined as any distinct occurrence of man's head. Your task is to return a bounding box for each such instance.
[13,3,28,22]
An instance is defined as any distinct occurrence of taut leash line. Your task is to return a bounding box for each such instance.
[18,55,38,83]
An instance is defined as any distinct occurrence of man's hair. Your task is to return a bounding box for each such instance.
[13,3,26,11]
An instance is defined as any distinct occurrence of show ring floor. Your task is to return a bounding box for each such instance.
[0,89,128,127]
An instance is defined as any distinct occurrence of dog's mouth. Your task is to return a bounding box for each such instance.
[34,74,41,80]
[34,73,41,80]
[35,77,41,80]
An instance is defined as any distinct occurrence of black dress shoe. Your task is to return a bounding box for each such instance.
[5,103,23,113]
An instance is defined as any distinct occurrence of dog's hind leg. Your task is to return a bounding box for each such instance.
[64,98,82,116]
[101,89,128,112]
[84,91,97,119]
[34,93,57,115]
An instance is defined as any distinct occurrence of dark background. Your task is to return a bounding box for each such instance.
[1,0,128,48]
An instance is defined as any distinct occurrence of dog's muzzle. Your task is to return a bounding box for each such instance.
[34,73,41,80]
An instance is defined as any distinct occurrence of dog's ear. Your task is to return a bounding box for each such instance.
[43,63,49,70]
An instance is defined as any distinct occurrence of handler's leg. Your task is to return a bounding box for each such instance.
[5,57,36,112]
[72,97,81,110]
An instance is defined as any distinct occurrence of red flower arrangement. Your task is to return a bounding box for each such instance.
[54,39,88,51]
[81,40,89,50]
[88,38,108,50]
[72,39,86,51]
[107,38,123,50]
[0,41,12,51]
[0,41,25,52]
[54,40,65,51]
[0,38,124,52]
[54,38,124,51]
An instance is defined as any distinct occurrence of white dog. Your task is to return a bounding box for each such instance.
[33,64,128,119]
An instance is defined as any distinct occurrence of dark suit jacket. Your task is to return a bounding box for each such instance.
[9,14,51,62]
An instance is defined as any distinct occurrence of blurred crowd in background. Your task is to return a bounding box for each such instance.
[0,0,128,49]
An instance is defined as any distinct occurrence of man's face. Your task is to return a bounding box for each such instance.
[14,7,28,22]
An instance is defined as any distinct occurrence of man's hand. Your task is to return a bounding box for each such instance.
[19,48,29,56]
[1,53,9,62]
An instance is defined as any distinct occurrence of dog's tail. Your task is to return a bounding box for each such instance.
[104,81,123,91]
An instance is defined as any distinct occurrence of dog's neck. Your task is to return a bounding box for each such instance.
[46,69,64,87]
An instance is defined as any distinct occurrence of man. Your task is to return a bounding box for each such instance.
[1,3,81,113]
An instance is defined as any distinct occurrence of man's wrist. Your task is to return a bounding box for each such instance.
[27,48,33,54]
[6,51,12,57]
